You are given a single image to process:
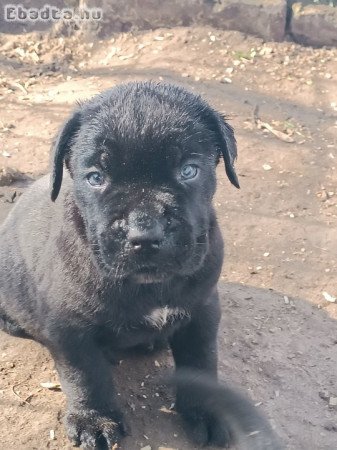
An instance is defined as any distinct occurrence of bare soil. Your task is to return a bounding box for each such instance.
[0,26,337,450]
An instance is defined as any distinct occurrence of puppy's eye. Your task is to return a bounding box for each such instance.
[86,171,105,187]
[180,164,199,180]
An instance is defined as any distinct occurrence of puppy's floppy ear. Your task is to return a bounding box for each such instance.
[51,110,81,202]
[205,108,240,189]
[216,115,240,189]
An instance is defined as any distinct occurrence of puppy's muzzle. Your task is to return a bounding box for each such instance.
[126,211,165,253]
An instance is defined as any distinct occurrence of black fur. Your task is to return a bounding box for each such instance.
[0,82,279,449]
[170,370,282,449]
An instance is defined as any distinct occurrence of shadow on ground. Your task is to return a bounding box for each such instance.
[0,276,336,450]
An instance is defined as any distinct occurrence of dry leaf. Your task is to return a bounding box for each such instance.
[263,164,272,171]
[159,406,177,415]
[322,292,336,303]
[11,82,28,95]
[329,397,337,407]
[40,382,61,390]
[158,448,178,450]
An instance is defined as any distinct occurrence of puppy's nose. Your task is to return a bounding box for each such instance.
[127,216,164,251]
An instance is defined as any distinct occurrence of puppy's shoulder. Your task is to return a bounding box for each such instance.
[0,173,70,253]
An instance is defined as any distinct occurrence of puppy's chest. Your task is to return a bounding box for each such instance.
[142,305,190,329]
[119,304,191,334]
[101,304,191,349]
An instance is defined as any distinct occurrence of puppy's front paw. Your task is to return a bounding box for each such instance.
[176,396,232,448]
[66,408,127,449]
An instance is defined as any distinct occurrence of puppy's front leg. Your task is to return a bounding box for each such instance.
[170,290,220,376]
[170,291,231,447]
[48,329,126,449]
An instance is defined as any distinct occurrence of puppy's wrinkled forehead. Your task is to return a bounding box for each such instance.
[50,81,239,202]
[79,85,215,176]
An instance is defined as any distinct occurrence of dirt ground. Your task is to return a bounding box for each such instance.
[0,26,337,450]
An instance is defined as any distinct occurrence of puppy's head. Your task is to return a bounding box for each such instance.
[51,82,239,283]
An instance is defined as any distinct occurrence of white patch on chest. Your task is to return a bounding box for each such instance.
[144,306,189,329]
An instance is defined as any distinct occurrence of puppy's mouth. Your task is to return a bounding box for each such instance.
[129,266,172,284]
[94,230,208,282]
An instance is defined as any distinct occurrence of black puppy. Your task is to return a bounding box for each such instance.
[0,82,276,449]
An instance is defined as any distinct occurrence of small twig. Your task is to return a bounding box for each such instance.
[253,104,260,126]
[253,104,294,143]
[23,388,43,404]
[12,376,35,406]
